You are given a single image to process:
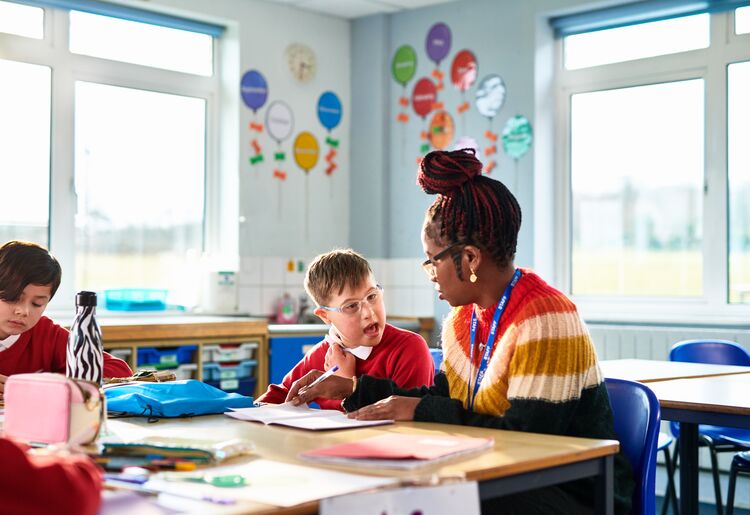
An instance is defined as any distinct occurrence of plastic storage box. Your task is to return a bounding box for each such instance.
[202,342,258,363]
[104,289,168,311]
[204,377,256,396]
[137,345,197,369]
[173,363,198,380]
[202,360,257,382]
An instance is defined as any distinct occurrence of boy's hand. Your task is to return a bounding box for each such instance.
[0,374,6,399]
[346,395,420,421]
[324,343,356,378]
[286,370,354,405]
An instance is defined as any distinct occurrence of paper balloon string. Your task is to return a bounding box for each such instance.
[412,77,437,158]
[265,100,294,218]
[317,92,342,181]
[293,131,320,242]
[475,75,506,175]
[242,70,268,167]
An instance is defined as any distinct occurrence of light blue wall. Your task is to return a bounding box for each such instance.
[351,0,597,262]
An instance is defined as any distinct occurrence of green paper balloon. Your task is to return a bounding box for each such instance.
[502,115,533,160]
[392,45,417,87]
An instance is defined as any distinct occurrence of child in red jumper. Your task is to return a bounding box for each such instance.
[0,240,132,398]
[257,248,434,410]
[0,437,102,515]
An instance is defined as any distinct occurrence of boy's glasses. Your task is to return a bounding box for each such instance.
[421,242,467,278]
[319,285,384,316]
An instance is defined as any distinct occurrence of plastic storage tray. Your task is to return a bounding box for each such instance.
[108,348,132,363]
[173,363,198,380]
[204,377,256,396]
[202,342,258,363]
[202,360,257,382]
[137,345,197,369]
[104,288,168,311]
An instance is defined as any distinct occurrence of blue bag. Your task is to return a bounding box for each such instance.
[105,380,254,418]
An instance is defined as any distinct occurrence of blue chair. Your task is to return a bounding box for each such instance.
[606,378,661,515]
[658,432,679,515]
[669,339,750,515]
[726,450,750,515]
[429,348,443,374]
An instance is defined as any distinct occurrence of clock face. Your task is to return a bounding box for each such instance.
[285,43,316,83]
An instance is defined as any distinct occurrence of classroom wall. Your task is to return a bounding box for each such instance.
[145,0,352,259]
[350,0,618,322]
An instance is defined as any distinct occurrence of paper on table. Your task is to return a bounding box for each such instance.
[300,433,494,469]
[225,402,393,430]
[145,458,398,508]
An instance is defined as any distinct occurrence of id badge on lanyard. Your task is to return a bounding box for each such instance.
[467,268,521,411]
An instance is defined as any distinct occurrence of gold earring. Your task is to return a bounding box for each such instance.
[469,269,477,283]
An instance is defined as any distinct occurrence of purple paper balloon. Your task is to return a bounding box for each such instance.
[426,22,452,65]
[240,70,268,113]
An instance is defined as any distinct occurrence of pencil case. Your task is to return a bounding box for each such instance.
[3,373,106,446]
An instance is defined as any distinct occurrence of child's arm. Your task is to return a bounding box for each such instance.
[102,352,132,379]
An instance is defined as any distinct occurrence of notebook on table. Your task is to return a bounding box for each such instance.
[225,402,393,430]
[300,433,494,469]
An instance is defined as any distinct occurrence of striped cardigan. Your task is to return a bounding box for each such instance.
[344,269,634,514]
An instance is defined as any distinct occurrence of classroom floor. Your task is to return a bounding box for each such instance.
[655,464,750,514]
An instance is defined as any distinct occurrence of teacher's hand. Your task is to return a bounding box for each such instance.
[347,395,420,421]
[286,370,354,405]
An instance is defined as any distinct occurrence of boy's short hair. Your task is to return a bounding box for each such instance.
[0,240,62,301]
[304,249,373,306]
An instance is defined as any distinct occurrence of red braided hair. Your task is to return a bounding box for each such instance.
[417,148,521,270]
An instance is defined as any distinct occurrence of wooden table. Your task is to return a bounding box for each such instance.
[600,359,750,383]
[103,415,620,514]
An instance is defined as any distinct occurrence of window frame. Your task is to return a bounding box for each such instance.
[556,10,750,324]
[0,3,230,312]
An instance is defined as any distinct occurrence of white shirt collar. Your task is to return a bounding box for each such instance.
[0,333,20,352]
[324,326,373,361]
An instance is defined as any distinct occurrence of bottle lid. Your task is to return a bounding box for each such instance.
[76,291,98,307]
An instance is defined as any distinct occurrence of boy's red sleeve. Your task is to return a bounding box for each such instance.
[257,341,327,404]
[103,352,133,378]
[0,438,102,515]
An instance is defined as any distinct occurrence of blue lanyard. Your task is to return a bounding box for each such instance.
[467,268,522,411]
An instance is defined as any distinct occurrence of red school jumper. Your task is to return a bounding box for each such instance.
[0,316,133,378]
[0,437,102,515]
[257,323,435,410]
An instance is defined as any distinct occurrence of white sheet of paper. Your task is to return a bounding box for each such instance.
[225,402,393,430]
[321,481,480,515]
[145,458,398,508]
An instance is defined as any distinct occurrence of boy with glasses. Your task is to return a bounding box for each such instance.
[257,248,434,410]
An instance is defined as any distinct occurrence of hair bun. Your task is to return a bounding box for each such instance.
[417,148,482,195]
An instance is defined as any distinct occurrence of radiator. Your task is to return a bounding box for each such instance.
[586,323,750,360]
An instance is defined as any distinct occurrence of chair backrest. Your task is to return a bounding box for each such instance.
[605,378,661,515]
[669,339,750,366]
[429,348,443,373]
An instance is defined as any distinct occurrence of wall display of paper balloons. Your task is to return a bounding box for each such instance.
[266,100,294,144]
[450,50,478,92]
[293,131,320,172]
[317,91,342,132]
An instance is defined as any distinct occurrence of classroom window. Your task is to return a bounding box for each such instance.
[0,59,50,245]
[74,82,206,292]
[570,80,704,297]
[728,61,750,303]
[69,11,213,76]
[563,15,709,70]
[0,0,43,39]
[0,2,226,310]
[736,6,750,35]
[557,7,750,319]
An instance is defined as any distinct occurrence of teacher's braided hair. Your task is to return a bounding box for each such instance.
[417,148,521,273]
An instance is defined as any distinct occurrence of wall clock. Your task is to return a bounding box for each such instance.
[285,43,317,83]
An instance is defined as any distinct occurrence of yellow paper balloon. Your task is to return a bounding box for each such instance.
[293,131,319,172]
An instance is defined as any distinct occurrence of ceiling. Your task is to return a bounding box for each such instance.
[260,0,461,19]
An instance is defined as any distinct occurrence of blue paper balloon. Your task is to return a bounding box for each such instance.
[240,70,268,112]
[317,91,342,131]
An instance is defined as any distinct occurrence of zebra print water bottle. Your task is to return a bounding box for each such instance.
[66,291,103,384]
